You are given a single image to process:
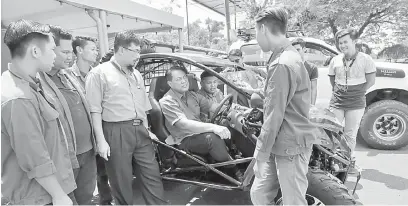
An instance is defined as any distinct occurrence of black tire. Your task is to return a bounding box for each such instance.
[275,169,355,205]
[306,168,355,205]
[360,100,408,150]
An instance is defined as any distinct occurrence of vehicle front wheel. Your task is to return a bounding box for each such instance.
[360,100,408,150]
[275,168,355,205]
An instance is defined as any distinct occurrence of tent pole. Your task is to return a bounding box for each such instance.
[87,9,106,56]
[178,28,184,53]
[185,0,190,45]
[99,10,109,52]
[234,0,237,30]
[224,0,231,47]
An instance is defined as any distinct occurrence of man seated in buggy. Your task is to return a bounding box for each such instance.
[197,70,251,121]
[154,66,248,181]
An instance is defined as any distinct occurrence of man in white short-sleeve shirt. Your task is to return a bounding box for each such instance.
[328,28,376,173]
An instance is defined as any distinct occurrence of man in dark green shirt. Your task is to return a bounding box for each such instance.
[38,25,97,205]
[1,19,75,205]
[250,7,318,205]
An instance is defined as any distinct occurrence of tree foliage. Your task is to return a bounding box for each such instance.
[141,0,227,51]
[239,0,408,52]
[378,44,408,59]
[142,19,227,51]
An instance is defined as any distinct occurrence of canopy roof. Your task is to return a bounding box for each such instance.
[191,0,243,16]
[2,0,184,37]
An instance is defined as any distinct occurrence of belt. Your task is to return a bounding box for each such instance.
[131,119,143,126]
[103,119,143,126]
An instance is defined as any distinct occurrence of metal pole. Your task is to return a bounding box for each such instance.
[185,0,190,45]
[178,28,184,52]
[99,10,109,52]
[87,9,106,56]
[234,0,237,30]
[224,0,231,46]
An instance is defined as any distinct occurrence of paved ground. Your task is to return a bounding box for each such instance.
[93,138,408,205]
[345,138,408,205]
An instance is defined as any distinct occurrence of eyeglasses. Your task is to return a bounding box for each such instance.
[123,47,141,53]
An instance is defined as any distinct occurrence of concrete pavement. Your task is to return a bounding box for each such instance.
[92,138,408,205]
[345,138,408,205]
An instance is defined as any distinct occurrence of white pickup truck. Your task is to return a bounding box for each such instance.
[240,37,408,150]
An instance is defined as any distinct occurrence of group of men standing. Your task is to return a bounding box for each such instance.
[1,20,166,205]
[2,5,376,206]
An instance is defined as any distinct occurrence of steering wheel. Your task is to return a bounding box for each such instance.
[210,94,234,124]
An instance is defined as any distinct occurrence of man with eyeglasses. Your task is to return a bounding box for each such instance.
[85,31,167,205]
[159,66,245,181]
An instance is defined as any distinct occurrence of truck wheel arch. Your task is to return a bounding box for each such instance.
[366,89,408,106]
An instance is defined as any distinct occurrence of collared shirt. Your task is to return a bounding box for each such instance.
[254,39,318,161]
[68,62,88,88]
[328,52,376,110]
[85,56,151,128]
[47,69,93,155]
[197,89,224,122]
[159,89,212,145]
[197,88,224,104]
[328,52,376,86]
[38,71,79,168]
[1,64,76,205]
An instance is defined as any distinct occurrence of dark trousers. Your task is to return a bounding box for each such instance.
[102,120,166,205]
[179,132,231,162]
[96,154,113,205]
[73,149,97,205]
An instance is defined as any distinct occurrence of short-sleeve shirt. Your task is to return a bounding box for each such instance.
[159,89,212,145]
[197,88,224,122]
[328,52,376,85]
[68,62,88,88]
[304,61,319,81]
[328,52,376,110]
[197,88,224,104]
[85,57,151,128]
[1,64,76,205]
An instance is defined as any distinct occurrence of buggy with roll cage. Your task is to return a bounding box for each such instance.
[136,52,360,205]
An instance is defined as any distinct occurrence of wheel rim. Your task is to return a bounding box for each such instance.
[275,194,325,206]
[373,113,406,141]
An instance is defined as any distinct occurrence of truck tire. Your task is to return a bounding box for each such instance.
[275,169,355,205]
[360,100,408,150]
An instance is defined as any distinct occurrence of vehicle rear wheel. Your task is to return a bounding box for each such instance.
[275,169,355,205]
[360,100,408,150]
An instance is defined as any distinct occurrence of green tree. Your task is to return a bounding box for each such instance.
[142,19,227,51]
[205,18,225,40]
[239,0,408,45]
[305,0,408,40]
[378,44,408,60]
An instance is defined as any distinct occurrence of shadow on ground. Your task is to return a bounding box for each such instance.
[361,169,408,190]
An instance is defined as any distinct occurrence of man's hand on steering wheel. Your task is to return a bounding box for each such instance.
[210,94,234,123]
